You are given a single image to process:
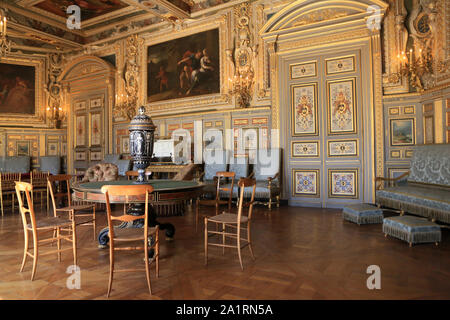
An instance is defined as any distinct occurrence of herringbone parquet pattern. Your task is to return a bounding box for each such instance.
[0,204,449,300]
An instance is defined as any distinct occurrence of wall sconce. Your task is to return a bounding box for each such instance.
[114,93,136,121]
[0,9,12,58]
[226,48,256,109]
[395,45,432,92]
[46,105,66,128]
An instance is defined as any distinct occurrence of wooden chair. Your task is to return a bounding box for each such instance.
[30,171,50,211]
[101,184,159,298]
[204,178,256,270]
[15,181,77,281]
[48,174,96,239]
[0,172,21,216]
[195,171,235,232]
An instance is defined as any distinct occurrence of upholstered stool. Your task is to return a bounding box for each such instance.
[342,203,384,225]
[383,215,441,247]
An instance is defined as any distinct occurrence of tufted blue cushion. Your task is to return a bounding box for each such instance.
[383,215,441,245]
[408,144,450,186]
[116,159,132,176]
[4,156,30,173]
[342,203,383,225]
[253,149,280,181]
[39,156,61,175]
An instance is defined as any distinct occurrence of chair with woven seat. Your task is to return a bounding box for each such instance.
[204,177,256,270]
[30,171,50,211]
[101,184,159,297]
[195,171,235,232]
[0,172,21,216]
[15,181,77,281]
[48,174,96,239]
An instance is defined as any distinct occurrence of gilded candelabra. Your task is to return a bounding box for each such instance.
[395,46,432,92]
[114,93,137,121]
[45,105,66,128]
[0,9,12,58]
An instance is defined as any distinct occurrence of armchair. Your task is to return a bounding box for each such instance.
[199,150,229,198]
[39,156,61,175]
[246,149,281,209]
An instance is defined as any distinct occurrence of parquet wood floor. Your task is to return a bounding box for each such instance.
[0,204,449,300]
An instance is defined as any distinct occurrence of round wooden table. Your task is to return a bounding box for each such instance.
[72,180,204,247]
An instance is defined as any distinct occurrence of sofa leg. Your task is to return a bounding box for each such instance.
[276,195,280,208]
[400,210,405,216]
[268,198,272,210]
[435,242,439,246]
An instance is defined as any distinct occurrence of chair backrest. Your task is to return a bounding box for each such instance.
[116,159,132,176]
[101,184,154,239]
[0,172,21,190]
[48,174,72,216]
[31,171,49,189]
[104,154,121,164]
[15,181,37,233]
[215,171,235,209]
[125,170,152,180]
[237,178,256,221]
[204,149,228,181]
[253,149,280,181]
[4,156,30,173]
[39,156,61,175]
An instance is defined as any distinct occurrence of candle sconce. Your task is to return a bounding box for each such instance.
[395,46,433,92]
[0,9,12,58]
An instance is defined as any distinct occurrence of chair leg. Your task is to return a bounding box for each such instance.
[204,217,208,266]
[155,228,159,278]
[20,230,29,272]
[1,192,3,216]
[57,227,61,262]
[247,222,255,261]
[92,206,96,240]
[268,197,272,210]
[144,237,152,295]
[237,230,243,271]
[276,195,280,208]
[12,193,15,214]
[31,236,38,281]
[107,244,114,298]
[222,223,225,255]
[195,199,199,232]
[72,222,77,266]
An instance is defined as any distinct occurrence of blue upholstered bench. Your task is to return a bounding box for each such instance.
[342,203,384,225]
[383,215,441,247]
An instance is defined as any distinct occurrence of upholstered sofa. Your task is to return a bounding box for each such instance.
[39,156,61,175]
[0,156,31,173]
[375,144,450,224]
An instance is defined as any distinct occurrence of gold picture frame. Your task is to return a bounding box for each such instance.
[327,139,358,157]
[292,169,320,197]
[16,141,30,156]
[290,61,317,79]
[47,141,59,156]
[327,78,357,135]
[291,82,318,136]
[390,118,415,146]
[328,168,359,199]
[0,56,46,127]
[75,115,86,147]
[325,55,356,75]
[89,112,102,147]
[291,141,319,157]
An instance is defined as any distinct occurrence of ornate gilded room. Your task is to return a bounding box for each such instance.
[0,0,449,301]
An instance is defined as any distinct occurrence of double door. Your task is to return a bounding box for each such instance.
[283,47,370,208]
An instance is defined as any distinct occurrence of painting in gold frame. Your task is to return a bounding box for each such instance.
[292,169,320,197]
[325,55,355,75]
[390,118,415,146]
[328,169,358,199]
[75,115,86,147]
[291,141,319,157]
[327,78,356,134]
[89,112,102,147]
[0,63,35,115]
[291,83,318,136]
[47,141,59,156]
[16,141,30,156]
[290,61,317,79]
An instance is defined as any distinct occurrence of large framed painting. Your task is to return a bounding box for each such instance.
[327,78,357,134]
[291,83,318,136]
[147,28,220,103]
[0,63,35,115]
[390,118,415,146]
